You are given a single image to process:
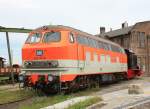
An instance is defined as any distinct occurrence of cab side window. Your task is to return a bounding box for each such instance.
[77,36,89,46]
[69,33,75,43]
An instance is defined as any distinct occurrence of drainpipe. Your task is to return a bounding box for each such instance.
[147,35,150,76]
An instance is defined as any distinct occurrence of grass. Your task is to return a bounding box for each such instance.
[0,77,9,81]
[19,94,73,109]
[0,89,35,104]
[19,87,101,109]
[67,97,102,109]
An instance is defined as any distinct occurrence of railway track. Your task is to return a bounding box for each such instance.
[0,79,13,85]
[0,83,19,92]
[0,88,35,109]
[0,96,33,109]
[114,96,150,109]
[0,83,35,109]
[0,96,32,106]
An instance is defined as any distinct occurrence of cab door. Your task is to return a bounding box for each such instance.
[77,44,85,68]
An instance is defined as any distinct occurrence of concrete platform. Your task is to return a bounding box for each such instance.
[96,82,150,109]
[41,96,93,109]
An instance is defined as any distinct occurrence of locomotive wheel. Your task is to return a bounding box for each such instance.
[61,75,99,94]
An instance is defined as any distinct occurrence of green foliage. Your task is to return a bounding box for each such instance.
[19,87,101,109]
[67,97,102,109]
[0,89,35,104]
[19,94,72,109]
[0,77,9,81]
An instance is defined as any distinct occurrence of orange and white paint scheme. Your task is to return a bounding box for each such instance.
[21,25,142,92]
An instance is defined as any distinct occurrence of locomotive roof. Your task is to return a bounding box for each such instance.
[0,57,6,61]
[34,25,123,48]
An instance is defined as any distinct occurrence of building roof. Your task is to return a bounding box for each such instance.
[0,26,32,33]
[99,26,133,38]
[0,57,6,61]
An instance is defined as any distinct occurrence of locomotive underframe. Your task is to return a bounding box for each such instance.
[20,68,130,93]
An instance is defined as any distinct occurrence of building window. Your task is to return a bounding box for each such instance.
[131,31,135,42]
[137,32,145,48]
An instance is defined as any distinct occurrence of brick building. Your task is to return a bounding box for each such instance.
[97,21,150,76]
[0,57,5,68]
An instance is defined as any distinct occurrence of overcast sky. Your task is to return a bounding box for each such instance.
[0,0,150,64]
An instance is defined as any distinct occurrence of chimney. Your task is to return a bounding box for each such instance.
[110,28,112,31]
[122,21,128,28]
[100,27,105,34]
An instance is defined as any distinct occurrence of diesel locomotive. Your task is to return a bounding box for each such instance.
[20,25,142,93]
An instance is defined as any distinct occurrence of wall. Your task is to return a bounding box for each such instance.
[130,22,150,76]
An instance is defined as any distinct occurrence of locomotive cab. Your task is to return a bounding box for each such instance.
[22,28,78,70]
[125,49,139,70]
[125,49,143,78]
[21,26,79,91]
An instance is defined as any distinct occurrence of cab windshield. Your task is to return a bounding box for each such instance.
[43,32,61,43]
[26,33,42,43]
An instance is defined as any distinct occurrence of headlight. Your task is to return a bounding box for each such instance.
[48,75,53,82]
[24,61,32,67]
[24,62,28,66]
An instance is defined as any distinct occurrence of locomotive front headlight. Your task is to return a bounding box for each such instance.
[48,75,53,82]
[28,62,32,65]
[24,62,28,66]
[24,61,32,67]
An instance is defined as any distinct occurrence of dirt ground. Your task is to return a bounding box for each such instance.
[96,77,150,95]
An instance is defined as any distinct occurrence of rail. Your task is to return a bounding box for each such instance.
[114,96,150,109]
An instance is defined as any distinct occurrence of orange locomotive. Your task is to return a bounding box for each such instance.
[20,25,142,93]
